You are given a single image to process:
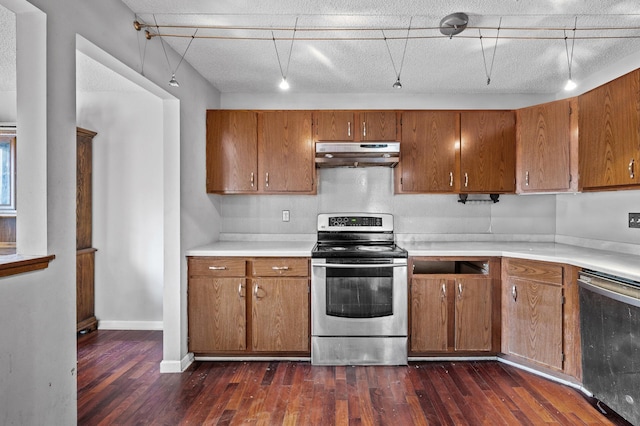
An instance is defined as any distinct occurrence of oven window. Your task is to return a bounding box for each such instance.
[326,266,393,318]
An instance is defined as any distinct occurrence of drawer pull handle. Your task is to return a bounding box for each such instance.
[208,266,227,270]
[512,285,518,302]
[362,121,366,138]
[441,282,446,299]
[630,158,635,179]
[458,282,463,297]
[348,121,351,137]
[449,172,453,187]
[272,266,290,271]
[464,173,469,188]
[266,172,269,187]
[238,283,244,298]
[525,171,530,186]
[250,172,255,187]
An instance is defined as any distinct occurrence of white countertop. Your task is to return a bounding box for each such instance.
[186,240,640,282]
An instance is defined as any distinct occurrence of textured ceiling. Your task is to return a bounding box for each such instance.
[2,1,640,96]
[124,0,640,94]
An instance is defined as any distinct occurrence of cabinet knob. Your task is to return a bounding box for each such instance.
[630,159,636,179]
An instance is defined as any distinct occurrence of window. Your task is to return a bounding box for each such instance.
[0,128,16,214]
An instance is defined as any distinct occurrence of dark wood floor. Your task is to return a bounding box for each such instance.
[77,330,630,425]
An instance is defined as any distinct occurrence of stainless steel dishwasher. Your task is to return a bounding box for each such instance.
[578,270,640,425]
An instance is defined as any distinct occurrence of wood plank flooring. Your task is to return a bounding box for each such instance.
[77,330,631,425]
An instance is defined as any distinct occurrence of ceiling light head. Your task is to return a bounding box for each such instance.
[393,78,403,89]
[169,74,179,87]
[564,78,577,91]
[279,77,290,90]
[439,12,469,38]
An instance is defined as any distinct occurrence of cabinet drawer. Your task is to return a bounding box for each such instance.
[251,258,309,277]
[188,257,246,277]
[506,259,563,285]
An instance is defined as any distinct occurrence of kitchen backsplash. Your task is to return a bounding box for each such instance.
[220,167,557,240]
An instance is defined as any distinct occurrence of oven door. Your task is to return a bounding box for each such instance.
[311,258,407,337]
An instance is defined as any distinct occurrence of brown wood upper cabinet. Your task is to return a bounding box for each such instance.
[260,111,315,193]
[314,111,355,141]
[516,98,578,193]
[314,110,397,142]
[460,111,516,193]
[398,111,458,193]
[578,69,640,190]
[206,110,315,194]
[206,110,258,193]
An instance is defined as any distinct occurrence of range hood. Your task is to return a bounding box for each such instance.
[315,142,400,168]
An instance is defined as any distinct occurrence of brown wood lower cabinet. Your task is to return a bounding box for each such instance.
[187,256,310,355]
[410,258,500,355]
[251,278,309,352]
[502,258,581,379]
[188,276,247,352]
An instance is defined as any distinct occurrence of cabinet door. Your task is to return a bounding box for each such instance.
[507,278,563,370]
[252,278,310,352]
[315,111,355,141]
[361,111,397,141]
[188,277,247,352]
[400,111,458,192]
[579,69,640,189]
[460,111,516,193]
[411,278,449,352]
[260,111,314,193]
[206,110,258,193]
[517,99,573,192]
[454,277,492,351]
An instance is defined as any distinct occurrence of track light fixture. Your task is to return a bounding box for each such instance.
[272,18,298,90]
[383,17,412,89]
[564,18,578,91]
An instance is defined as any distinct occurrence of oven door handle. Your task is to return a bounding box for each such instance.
[312,263,406,269]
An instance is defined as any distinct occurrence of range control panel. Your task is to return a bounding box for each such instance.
[317,213,394,232]
[328,216,383,227]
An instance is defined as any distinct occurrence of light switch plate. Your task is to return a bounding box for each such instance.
[282,210,290,222]
[629,213,640,228]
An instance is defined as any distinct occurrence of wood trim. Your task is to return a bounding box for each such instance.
[0,254,55,278]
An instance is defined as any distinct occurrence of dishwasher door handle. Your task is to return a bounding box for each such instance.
[578,278,640,308]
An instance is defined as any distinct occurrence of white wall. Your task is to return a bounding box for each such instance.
[221,167,557,241]
[556,191,640,255]
[77,91,164,328]
[0,0,221,424]
[0,91,16,121]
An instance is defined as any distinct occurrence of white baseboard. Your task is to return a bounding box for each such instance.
[97,320,163,331]
[160,352,194,373]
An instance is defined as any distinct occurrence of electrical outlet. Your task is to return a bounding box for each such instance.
[282,210,290,222]
[629,213,640,228]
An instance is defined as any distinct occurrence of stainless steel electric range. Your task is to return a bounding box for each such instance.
[311,213,408,365]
